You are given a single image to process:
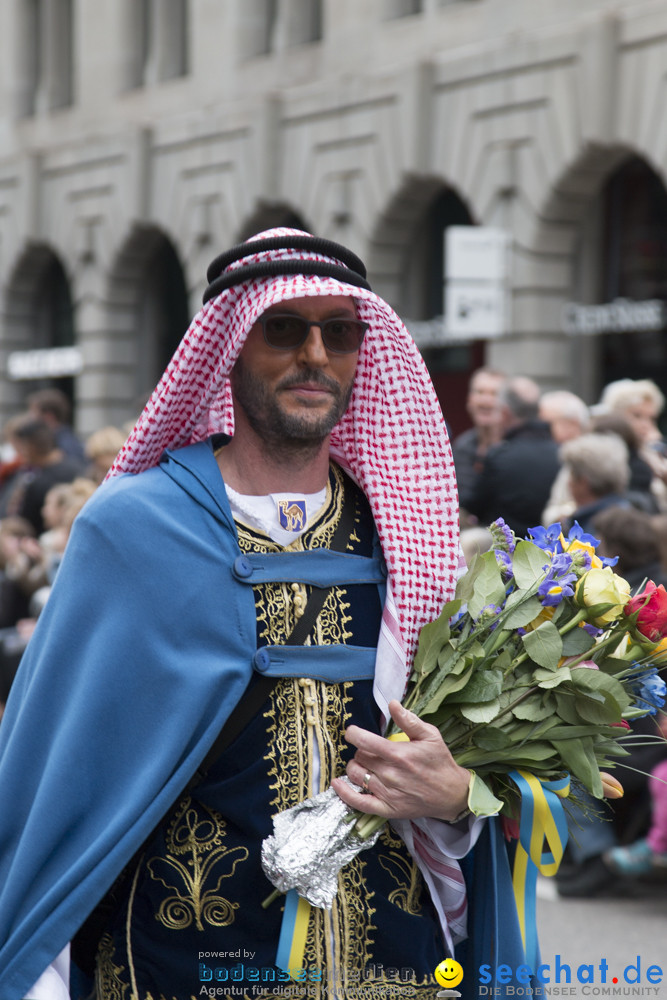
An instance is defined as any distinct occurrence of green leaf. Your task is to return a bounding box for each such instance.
[546,724,620,740]
[512,539,549,589]
[521,620,563,670]
[535,666,571,689]
[575,694,622,725]
[570,667,631,710]
[413,600,461,678]
[468,772,504,816]
[467,552,507,619]
[447,667,504,705]
[456,741,557,767]
[418,664,475,716]
[502,595,544,629]
[554,736,603,797]
[595,656,634,675]
[438,641,475,674]
[455,553,486,604]
[512,693,555,721]
[520,715,561,739]
[561,626,597,657]
[493,649,513,674]
[459,698,502,723]
[555,694,586,726]
[472,726,513,751]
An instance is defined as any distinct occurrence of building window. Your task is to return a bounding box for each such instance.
[17,0,74,116]
[598,157,667,399]
[384,0,423,19]
[241,0,322,58]
[287,0,322,45]
[123,0,189,89]
[160,0,189,79]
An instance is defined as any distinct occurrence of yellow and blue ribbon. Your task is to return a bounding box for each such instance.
[508,769,570,968]
[275,889,311,977]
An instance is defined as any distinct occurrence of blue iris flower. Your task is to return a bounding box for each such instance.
[566,521,600,549]
[537,553,578,607]
[528,523,563,552]
[565,521,617,567]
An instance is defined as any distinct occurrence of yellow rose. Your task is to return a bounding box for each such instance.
[651,635,667,663]
[575,567,631,624]
[560,534,604,569]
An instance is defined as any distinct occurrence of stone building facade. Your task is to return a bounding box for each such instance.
[1,0,667,438]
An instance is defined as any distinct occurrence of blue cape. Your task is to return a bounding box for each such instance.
[0,441,261,997]
[0,439,534,997]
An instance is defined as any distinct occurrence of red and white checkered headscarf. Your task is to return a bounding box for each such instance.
[111,228,460,694]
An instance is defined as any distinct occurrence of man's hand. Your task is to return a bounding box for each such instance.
[331,700,471,823]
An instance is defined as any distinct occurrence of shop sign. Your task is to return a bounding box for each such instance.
[7,346,83,381]
[445,226,511,282]
[444,227,511,338]
[562,298,665,335]
[446,282,508,339]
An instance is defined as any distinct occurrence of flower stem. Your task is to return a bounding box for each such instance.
[261,889,283,909]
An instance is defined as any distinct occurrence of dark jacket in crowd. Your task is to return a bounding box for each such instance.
[452,427,485,511]
[465,419,560,538]
[564,494,631,536]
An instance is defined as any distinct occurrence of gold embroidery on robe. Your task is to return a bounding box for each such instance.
[377,826,425,915]
[95,932,129,1000]
[147,798,249,932]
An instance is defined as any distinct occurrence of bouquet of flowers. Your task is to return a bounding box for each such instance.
[262,519,667,906]
[354,518,667,837]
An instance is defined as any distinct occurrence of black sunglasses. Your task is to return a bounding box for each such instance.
[258,313,369,354]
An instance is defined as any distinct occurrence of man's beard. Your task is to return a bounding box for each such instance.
[230,359,354,458]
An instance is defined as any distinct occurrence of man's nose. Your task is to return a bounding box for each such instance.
[297,326,329,365]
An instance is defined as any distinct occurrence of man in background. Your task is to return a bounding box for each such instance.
[465,375,559,537]
[28,388,86,466]
[452,366,505,520]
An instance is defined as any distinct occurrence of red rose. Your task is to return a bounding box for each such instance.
[625,581,667,641]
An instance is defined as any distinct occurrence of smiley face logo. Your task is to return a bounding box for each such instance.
[434,958,464,989]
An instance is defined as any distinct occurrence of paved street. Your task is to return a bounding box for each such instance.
[536,876,667,994]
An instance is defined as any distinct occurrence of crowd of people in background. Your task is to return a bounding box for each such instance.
[0,373,666,900]
[453,370,667,899]
[0,389,127,715]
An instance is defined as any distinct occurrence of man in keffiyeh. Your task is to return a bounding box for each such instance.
[0,230,527,1000]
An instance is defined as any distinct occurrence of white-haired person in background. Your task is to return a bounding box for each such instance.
[596,378,667,507]
[539,389,590,526]
[557,431,632,535]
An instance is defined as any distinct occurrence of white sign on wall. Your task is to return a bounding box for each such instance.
[446,282,509,339]
[561,298,665,335]
[444,226,511,338]
[7,346,83,381]
[445,226,511,282]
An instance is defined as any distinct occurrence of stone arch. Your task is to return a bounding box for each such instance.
[366,175,475,315]
[366,175,479,435]
[82,224,189,433]
[1,243,76,423]
[509,143,659,399]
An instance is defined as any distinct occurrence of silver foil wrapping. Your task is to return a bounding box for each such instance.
[261,778,382,909]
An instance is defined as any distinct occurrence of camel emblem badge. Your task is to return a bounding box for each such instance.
[277,499,307,531]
